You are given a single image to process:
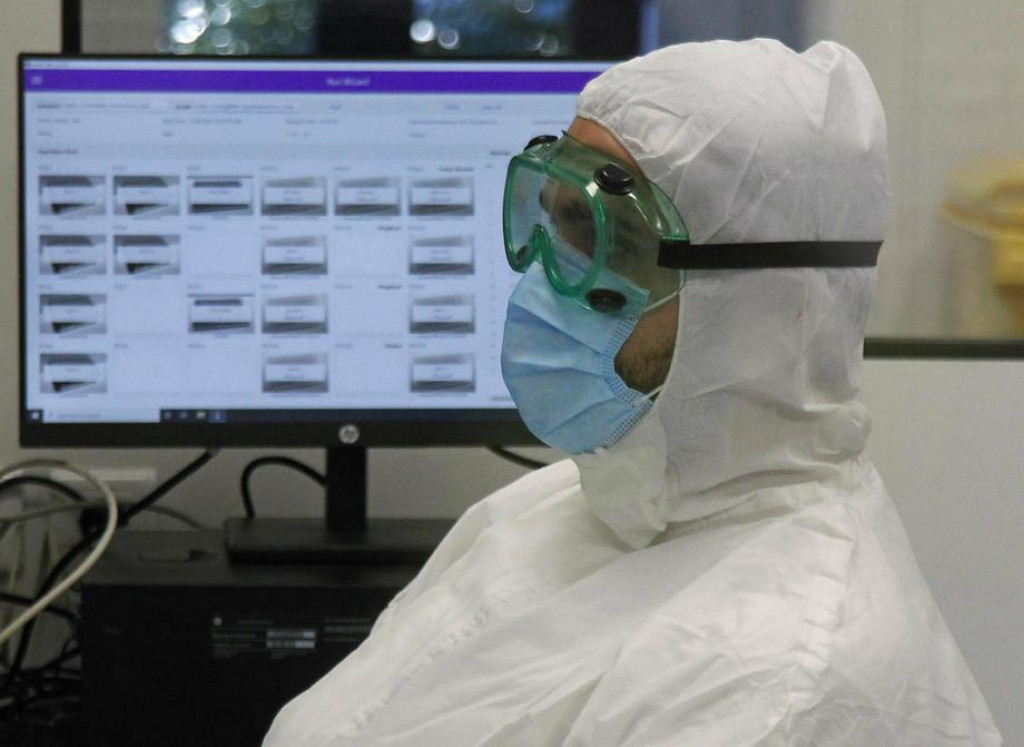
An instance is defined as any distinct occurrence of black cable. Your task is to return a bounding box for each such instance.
[0,450,217,698]
[20,645,80,685]
[0,642,81,709]
[78,502,206,536]
[142,505,206,531]
[487,446,551,470]
[0,600,75,672]
[56,636,77,664]
[119,450,217,525]
[240,456,326,518]
[0,594,75,624]
[0,646,81,718]
[1,645,81,689]
[1,551,89,698]
[0,476,87,676]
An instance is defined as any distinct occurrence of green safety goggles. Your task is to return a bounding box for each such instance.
[503,132,884,314]
[503,132,690,313]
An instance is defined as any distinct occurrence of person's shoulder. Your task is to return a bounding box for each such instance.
[468,457,581,526]
[370,459,581,629]
[569,489,1000,745]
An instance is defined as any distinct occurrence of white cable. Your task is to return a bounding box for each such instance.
[0,460,117,647]
[0,498,205,528]
[0,499,205,530]
[0,500,100,525]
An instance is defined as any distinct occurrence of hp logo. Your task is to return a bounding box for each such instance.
[338,424,361,444]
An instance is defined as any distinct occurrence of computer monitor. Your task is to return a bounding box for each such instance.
[19,54,609,560]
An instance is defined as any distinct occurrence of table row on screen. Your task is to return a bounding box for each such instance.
[33,291,495,337]
[36,350,482,397]
[33,233,487,278]
[37,174,477,218]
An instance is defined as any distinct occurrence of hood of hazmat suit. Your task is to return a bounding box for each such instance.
[264,39,1002,746]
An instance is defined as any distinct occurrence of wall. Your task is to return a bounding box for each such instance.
[0,4,61,462]
[861,360,1023,743]
[804,0,1024,338]
[0,1,1020,742]
[79,0,163,53]
[656,0,804,52]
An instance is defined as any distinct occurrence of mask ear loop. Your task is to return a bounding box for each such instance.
[640,282,686,408]
[638,269,686,315]
[641,289,679,316]
[644,384,665,403]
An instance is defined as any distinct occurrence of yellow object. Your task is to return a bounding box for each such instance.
[992,235,1024,287]
[993,236,1024,335]
[942,158,1024,336]
[943,158,1024,230]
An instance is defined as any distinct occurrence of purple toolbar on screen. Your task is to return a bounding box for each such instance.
[24,68,601,94]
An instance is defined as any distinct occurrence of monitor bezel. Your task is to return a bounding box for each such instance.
[17,52,596,447]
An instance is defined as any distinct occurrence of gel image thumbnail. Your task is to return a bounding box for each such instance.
[114,235,180,276]
[261,177,327,217]
[408,235,475,275]
[39,235,107,277]
[409,353,475,393]
[39,175,106,216]
[263,353,329,393]
[114,176,180,216]
[39,294,107,336]
[188,177,254,215]
[188,295,256,334]
[335,176,402,217]
[261,236,327,276]
[408,177,474,217]
[40,353,107,394]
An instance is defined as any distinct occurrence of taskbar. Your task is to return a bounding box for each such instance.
[22,406,535,447]
[24,405,517,426]
[157,408,518,424]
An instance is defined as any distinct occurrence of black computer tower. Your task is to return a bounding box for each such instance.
[80,531,420,747]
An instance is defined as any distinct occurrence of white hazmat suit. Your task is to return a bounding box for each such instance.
[264,39,1002,745]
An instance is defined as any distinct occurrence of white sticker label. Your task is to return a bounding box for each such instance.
[336,187,400,206]
[264,304,328,324]
[411,364,473,383]
[264,364,328,383]
[411,245,473,265]
[411,304,473,323]
[410,188,472,206]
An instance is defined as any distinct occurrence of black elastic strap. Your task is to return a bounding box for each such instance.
[657,240,882,269]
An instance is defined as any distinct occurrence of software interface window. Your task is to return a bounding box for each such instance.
[21,59,604,424]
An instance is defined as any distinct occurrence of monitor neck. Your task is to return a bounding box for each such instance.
[225,445,452,565]
[325,446,367,533]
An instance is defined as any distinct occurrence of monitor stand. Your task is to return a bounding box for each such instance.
[224,446,454,565]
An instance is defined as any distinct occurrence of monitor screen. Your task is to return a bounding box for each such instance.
[19,55,608,447]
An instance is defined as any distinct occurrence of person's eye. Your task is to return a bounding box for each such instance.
[555,201,590,226]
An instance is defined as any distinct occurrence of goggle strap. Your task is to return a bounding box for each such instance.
[657,240,883,269]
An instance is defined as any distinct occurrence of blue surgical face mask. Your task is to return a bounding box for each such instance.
[501,263,658,455]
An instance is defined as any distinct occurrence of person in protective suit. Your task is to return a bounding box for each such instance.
[264,39,1002,746]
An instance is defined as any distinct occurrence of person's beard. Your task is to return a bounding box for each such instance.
[614,319,676,394]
